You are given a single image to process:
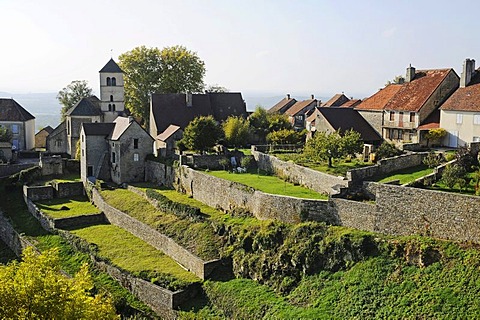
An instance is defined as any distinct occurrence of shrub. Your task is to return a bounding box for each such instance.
[240,156,253,169]
[423,151,443,168]
[441,164,466,189]
[375,142,402,160]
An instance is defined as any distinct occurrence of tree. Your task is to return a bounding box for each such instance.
[340,129,363,158]
[223,116,250,148]
[0,247,117,319]
[206,84,229,93]
[268,113,292,132]
[180,116,223,152]
[0,127,12,142]
[423,151,443,168]
[266,129,304,145]
[248,106,269,142]
[441,163,466,189]
[119,45,206,124]
[304,131,344,167]
[375,142,402,161]
[424,128,447,147]
[57,80,93,120]
[385,75,405,86]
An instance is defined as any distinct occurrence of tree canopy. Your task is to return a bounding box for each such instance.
[248,106,293,144]
[223,116,250,148]
[57,80,93,120]
[119,45,206,124]
[180,115,223,152]
[0,247,118,319]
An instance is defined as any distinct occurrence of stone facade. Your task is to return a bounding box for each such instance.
[145,160,175,186]
[252,150,348,195]
[357,110,383,136]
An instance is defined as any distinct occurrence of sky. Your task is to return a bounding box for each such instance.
[1,0,479,100]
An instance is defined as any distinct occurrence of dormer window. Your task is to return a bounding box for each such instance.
[106,77,111,86]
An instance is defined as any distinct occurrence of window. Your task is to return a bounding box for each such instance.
[410,112,415,123]
[112,77,116,86]
[133,153,139,161]
[67,120,70,135]
[397,130,402,140]
[81,134,84,142]
[106,77,111,86]
[108,104,112,111]
[133,139,139,149]
[11,124,19,134]
[110,95,114,102]
[112,104,116,111]
[389,111,395,121]
[81,149,84,157]
[456,113,463,124]
[111,152,116,163]
[474,114,480,125]
[12,139,18,150]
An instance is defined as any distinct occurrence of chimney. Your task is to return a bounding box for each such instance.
[286,93,290,100]
[460,58,476,88]
[186,93,193,107]
[406,64,416,82]
[128,116,134,123]
[311,94,315,100]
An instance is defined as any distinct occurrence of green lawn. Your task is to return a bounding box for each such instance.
[35,196,100,218]
[52,173,81,182]
[71,224,199,288]
[376,165,434,184]
[205,169,328,200]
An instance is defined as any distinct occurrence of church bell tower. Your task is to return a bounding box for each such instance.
[99,58,125,122]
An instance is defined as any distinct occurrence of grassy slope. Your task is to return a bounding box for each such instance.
[35,195,100,218]
[205,170,327,199]
[376,165,434,184]
[71,224,199,285]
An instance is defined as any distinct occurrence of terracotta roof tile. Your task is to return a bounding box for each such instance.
[284,99,316,116]
[355,85,402,111]
[340,99,361,108]
[440,69,480,112]
[384,69,453,112]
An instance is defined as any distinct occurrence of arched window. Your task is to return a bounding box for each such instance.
[112,77,116,86]
[112,104,116,111]
[108,104,112,111]
[110,95,114,102]
[106,77,111,86]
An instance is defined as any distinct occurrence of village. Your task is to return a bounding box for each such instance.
[1,55,480,318]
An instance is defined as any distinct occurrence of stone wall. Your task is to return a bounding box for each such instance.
[0,163,36,178]
[252,151,348,195]
[0,211,35,257]
[25,185,54,201]
[39,156,64,176]
[145,161,175,186]
[51,181,85,198]
[91,188,222,279]
[347,152,428,183]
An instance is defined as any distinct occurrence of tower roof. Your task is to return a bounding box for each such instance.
[99,58,123,73]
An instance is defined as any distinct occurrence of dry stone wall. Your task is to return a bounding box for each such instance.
[145,161,174,186]
[0,163,36,178]
[0,211,35,257]
[51,181,84,198]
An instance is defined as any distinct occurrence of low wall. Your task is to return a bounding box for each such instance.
[0,163,36,178]
[347,152,428,183]
[145,161,175,186]
[0,210,35,257]
[92,188,222,280]
[51,181,84,198]
[25,185,54,201]
[252,151,348,195]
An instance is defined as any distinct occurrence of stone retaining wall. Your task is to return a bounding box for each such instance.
[145,161,174,186]
[91,188,222,279]
[0,163,36,178]
[0,211,35,257]
[252,150,348,195]
[25,185,55,201]
[51,181,85,198]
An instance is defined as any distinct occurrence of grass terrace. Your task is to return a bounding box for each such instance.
[375,165,434,185]
[35,195,100,219]
[205,169,328,200]
[71,224,200,290]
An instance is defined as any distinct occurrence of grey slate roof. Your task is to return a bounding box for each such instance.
[0,98,35,121]
[99,58,123,73]
[65,96,102,117]
[82,123,115,136]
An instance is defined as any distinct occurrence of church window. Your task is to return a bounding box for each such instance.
[112,77,116,86]
[108,104,112,111]
[110,95,114,102]
[112,104,116,111]
[106,77,111,86]
[111,152,116,163]
[133,139,139,149]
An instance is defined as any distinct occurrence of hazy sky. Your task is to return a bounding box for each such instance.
[1,0,479,99]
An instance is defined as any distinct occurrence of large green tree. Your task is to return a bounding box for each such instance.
[119,45,206,124]
[0,247,117,319]
[57,80,93,120]
[223,116,250,148]
[180,115,223,152]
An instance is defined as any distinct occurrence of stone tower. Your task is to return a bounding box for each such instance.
[99,58,125,122]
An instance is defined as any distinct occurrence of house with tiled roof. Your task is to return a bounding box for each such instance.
[35,125,54,150]
[80,116,153,184]
[268,94,297,114]
[356,65,459,146]
[341,99,362,108]
[155,124,183,157]
[440,59,480,147]
[321,93,350,107]
[0,98,35,151]
[284,95,318,130]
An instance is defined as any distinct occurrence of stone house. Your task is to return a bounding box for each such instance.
[440,58,480,147]
[149,92,247,137]
[155,124,183,157]
[267,94,297,114]
[0,98,35,151]
[34,125,53,150]
[80,116,153,184]
[356,65,459,146]
[47,58,126,157]
[284,95,318,131]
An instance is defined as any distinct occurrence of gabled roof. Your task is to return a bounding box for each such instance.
[65,96,102,117]
[322,94,350,107]
[35,126,54,136]
[355,84,402,111]
[317,107,382,142]
[109,116,153,141]
[208,92,248,121]
[157,124,182,141]
[440,68,480,112]
[268,97,297,114]
[99,58,123,73]
[341,99,361,108]
[306,108,319,123]
[285,99,316,116]
[0,98,35,121]
[384,69,453,112]
[82,123,115,136]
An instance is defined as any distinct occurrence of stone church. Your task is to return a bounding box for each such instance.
[46,59,126,157]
